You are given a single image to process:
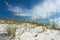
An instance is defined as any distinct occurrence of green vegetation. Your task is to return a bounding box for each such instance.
[6,24,16,37]
[2,18,59,31]
[51,20,57,30]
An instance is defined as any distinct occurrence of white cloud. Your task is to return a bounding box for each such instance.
[31,0,60,19]
[31,1,56,18]
[6,0,60,20]
[9,6,33,17]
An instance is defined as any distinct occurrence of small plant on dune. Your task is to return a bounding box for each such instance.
[42,18,50,32]
[31,20,37,25]
[52,22,57,30]
[6,24,16,37]
[42,26,46,32]
[45,18,50,28]
[23,23,31,32]
[51,19,57,30]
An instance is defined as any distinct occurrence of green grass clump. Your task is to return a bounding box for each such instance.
[51,19,57,30]
[6,25,16,37]
[51,23,57,30]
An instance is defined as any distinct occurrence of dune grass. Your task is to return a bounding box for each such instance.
[4,18,59,31]
[6,24,16,37]
[50,19,57,30]
[51,23,57,30]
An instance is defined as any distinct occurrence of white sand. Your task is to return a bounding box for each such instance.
[0,23,60,40]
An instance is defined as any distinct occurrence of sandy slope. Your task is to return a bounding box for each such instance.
[0,23,60,40]
[15,24,60,40]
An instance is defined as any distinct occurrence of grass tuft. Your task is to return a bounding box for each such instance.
[6,24,16,37]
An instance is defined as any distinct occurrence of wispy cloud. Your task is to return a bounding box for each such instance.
[5,1,12,8]
[5,0,60,20]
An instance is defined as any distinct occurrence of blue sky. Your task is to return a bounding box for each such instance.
[0,0,43,19]
[0,0,60,25]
